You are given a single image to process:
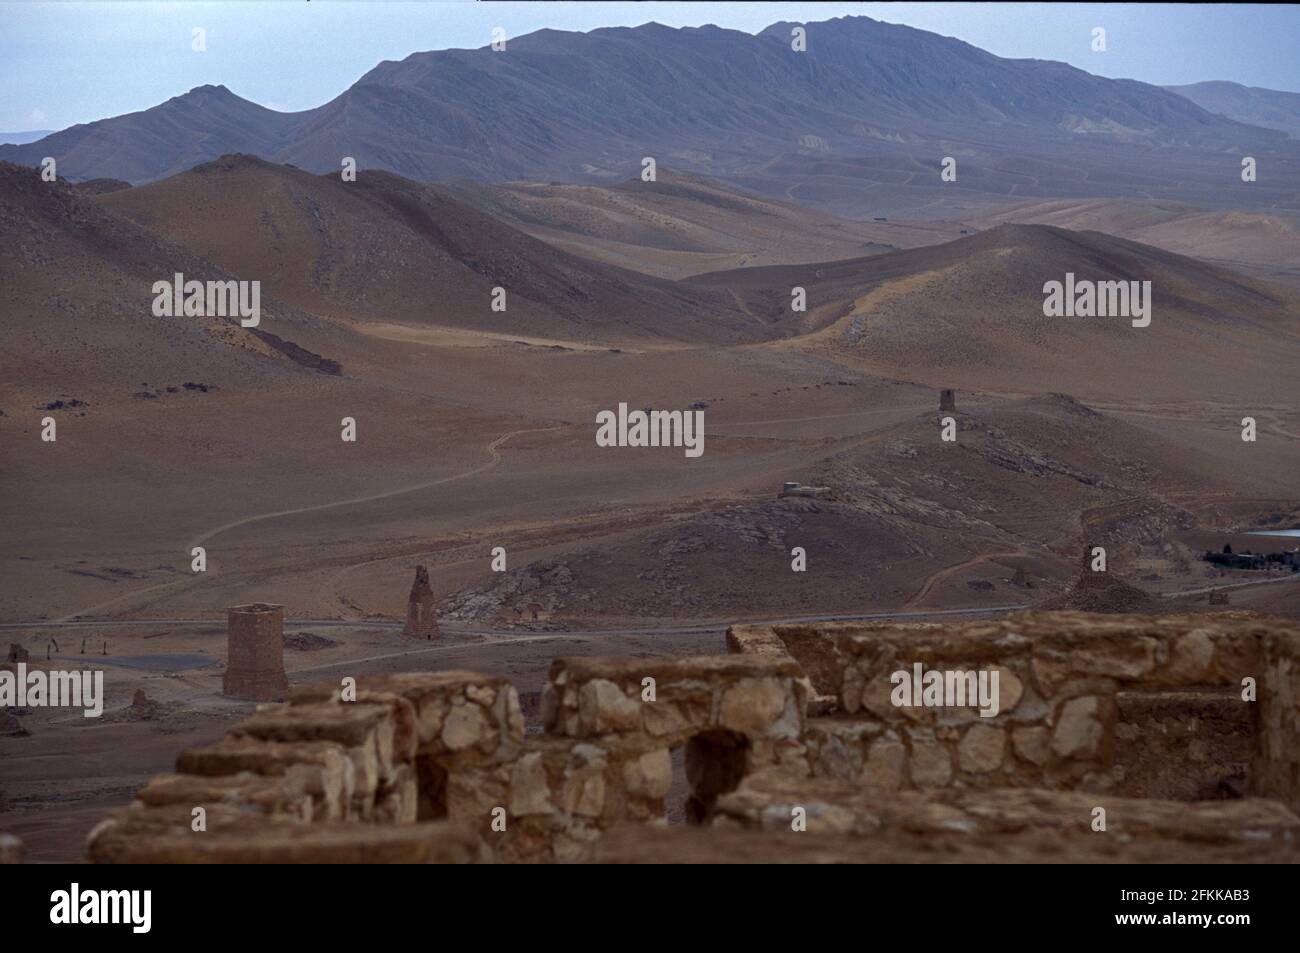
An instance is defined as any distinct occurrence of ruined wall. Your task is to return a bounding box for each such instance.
[1253,628,1300,814]
[87,655,809,863]
[734,612,1288,799]
[89,670,520,862]
[696,768,1300,861]
[83,612,1300,864]
[542,655,809,825]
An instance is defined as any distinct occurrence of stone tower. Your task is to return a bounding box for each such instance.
[939,389,956,412]
[403,566,440,640]
[223,603,289,701]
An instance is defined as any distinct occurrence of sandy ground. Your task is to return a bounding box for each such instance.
[3,253,1297,863]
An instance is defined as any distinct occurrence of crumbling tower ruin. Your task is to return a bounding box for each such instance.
[939,388,956,412]
[403,566,440,640]
[223,603,290,701]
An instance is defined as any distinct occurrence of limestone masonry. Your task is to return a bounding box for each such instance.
[221,603,289,702]
[83,610,1300,863]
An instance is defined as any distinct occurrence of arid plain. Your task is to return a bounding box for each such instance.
[3,15,1300,861]
[3,154,1298,859]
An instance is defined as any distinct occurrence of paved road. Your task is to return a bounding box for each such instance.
[0,604,1028,637]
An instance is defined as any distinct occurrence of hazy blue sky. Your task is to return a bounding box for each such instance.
[3,2,1299,132]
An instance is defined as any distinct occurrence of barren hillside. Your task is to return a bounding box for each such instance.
[692,224,1300,402]
[98,155,776,345]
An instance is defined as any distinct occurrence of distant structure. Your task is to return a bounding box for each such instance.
[779,481,830,499]
[1203,547,1299,572]
[1,643,26,677]
[128,688,162,719]
[223,603,289,701]
[403,566,439,640]
[1209,591,1231,606]
[939,389,956,412]
[1012,566,1029,588]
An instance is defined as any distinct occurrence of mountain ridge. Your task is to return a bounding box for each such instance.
[1165,80,1300,139]
[4,16,1295,217]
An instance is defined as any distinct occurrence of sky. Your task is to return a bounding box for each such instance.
[2,1,1299,132]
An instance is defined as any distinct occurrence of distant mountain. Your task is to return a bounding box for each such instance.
[0,85,303,184]
[0,130,54,145]
[4,17,1297,216]
[1165,81,1300,139]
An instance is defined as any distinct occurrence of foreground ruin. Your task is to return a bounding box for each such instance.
[81,610,1300,863]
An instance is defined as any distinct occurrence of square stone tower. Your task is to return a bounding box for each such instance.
[939,389,956,412]
[223,603,290,701]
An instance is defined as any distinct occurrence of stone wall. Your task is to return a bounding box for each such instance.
[544,656,806,750]
[88,812,481,864]
[542,655,809,823]
[699,768,1300,860]
[80,611,1300,863]
[87,655,809,863]
[1253,627,1300,814]
[731,612,1296,800]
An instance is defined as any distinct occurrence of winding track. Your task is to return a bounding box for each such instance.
[189,424,566,550]
[48,425,566,625]
[903,550,1036,608]
[32,399,1299,630]
[1,604,1029,637]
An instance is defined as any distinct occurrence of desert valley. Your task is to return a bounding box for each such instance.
[1,10,1298,870]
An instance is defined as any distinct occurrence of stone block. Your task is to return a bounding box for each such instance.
[175,737,354,821]
[87,806,480,864]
